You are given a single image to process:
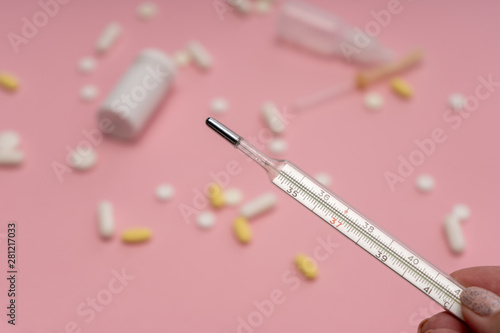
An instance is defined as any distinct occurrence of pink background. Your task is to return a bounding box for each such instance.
[1,0,500,332]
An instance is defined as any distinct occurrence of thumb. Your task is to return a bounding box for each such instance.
[460,286,500,333]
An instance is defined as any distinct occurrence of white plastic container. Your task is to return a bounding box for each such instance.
[98,49,176,140]
[277,1,393,65]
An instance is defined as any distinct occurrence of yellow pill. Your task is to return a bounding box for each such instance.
[121,228,152,243]
[390,77,412,98]
[0,73,19,91]
[233,216,251,244]
[295,254,318,279]
[208,183,225,209]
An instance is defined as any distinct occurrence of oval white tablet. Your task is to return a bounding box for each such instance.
[70,147,97,171]
[96,22,122,54]
[364,92,383,110]
[444,214,465,254]
[0,130,20,150]
[156,183,175,201]
[0,149,24,166]
[210,97,229,114]
[268,138,287,155]
[197,211,215,229]
[262,102,285,134]
[98,201,115,238]
[240,192,277,219]
[78,57,96,74]
[416,174,435,193]
[452,204,470,221]
[224,188,243,206]
[314,172,331,187]
[80,85,99,102]
[449,93,465,111]
[187,41,212,70]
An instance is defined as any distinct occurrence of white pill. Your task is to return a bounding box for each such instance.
[0,149,24,166]
[98,201,115,238]
[254,0,272,14]
[69,147,97,171]
[173,50,192,67]
[98,49,176,140]
[197,211,216,229]
[0,130,20,150]
[137,2,158,20]
[156,183,175,201]
[364,92,383,110]
[227,0,251,14]
[262,102,285,134]
[80,85,99,101]
[452,204,471,221]
[449,93,465,111]
[314,172,331,187]
[187,41,212,70]
[240,192,277,219]
[416,174,435,193]
[78,57,96,74]
[96,22,122,54]
[444,214,465,254]
[224,188,243,206]
[210,97,229,114]
[268,138,287,155]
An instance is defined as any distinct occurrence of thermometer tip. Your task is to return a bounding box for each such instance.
[206,118,241,146]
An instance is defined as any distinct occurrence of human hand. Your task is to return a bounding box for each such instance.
[418,266,500,333]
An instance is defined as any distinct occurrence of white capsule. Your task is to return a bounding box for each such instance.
[187,41,212,70]
[96,22,122,54]
[98,201,115,238]
[80,84,99,102]
[240,192,277,219]
[452,204,471,221]
[0,149,23,166]
[444,214,465,254]
[261,102,285,134]
[449,93,465,111]
[69,147,97,171]
[416,174,435,193]
[78,57,96,74]
[314,172,331,187]
[197,211,216,229]
[0,130,20,150]
[224,188,243,206]
[156,183,175,201]
[268,138,287,155]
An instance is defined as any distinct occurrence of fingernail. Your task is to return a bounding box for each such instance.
[461,286,500,316]
[417,318,429,333]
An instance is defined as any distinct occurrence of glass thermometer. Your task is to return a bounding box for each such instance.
[206,117,465,320]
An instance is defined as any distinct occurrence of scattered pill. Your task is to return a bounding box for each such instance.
[295,254,318,279]
[98,201,114,239]
[449,93,465,111]
[227,0,251,14]
[268,138,287,155]
[96,22,122,54]
[78,57,96,74]
[197,211,216,229]
[156,183,175,201]
[0,149,24,166]
[416,174,435,193]
[122,227,152,243]
[187,40,213,70]
[0,72,19,91]
[233,216,252,243]
[314,172,332,187]
[69,147,97,171]
[254,0,272,14]
[444,214,465,254]
[262,102,285,134]
[208,183,225,209]
[240,192,277,219]
[173,50,192,67]
[390,78,412,99]
[210,97,229,114]
[98,49,176,140]
[80,84,98,102]
[364,92,383,110]
[0,130,20,150]
[452,204,470,221]
[137,2,158,20]
[224,188,243,206]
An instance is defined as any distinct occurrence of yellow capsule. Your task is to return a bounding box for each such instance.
[390,77,412,99]
[121,227,152,243]
[233,216,251,244]
[208,183,225,209]
[295,253,318,279]
[0,73,19,91]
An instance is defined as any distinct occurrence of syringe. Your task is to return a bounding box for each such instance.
[206,117,465,321]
